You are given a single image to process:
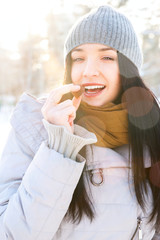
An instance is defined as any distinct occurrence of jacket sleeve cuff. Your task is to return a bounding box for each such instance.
[42,119,97,161]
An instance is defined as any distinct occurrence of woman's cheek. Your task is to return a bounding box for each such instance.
[71,72,76,84]
[71,67,81,84]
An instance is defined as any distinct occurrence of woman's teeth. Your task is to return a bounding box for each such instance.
[84,85,105,90]
[84,85,105,95]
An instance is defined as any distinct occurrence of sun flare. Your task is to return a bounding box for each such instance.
[0,0,76,51]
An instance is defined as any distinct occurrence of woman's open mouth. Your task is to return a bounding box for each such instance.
[83,84,106,97]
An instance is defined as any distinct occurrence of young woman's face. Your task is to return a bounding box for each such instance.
[71,43,121,106]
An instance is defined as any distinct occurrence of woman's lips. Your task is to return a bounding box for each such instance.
[72,83,106,98]
[82,83,106,97]
[84,88,105,97]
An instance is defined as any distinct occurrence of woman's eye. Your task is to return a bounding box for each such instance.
[72,58,84,62]
[102,56,114,61]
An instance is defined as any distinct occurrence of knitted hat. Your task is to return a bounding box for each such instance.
[64,5,143,70]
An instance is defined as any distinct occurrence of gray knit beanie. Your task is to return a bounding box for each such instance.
[64,5,143,70]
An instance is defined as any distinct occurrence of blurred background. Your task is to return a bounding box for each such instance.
[0,0,160,154]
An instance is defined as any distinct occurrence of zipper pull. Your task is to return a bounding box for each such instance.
[137,217,142,239]
[131,217,142,240]
[89,168,104,186]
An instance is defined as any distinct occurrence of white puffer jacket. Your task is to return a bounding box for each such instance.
[0,93,156,240]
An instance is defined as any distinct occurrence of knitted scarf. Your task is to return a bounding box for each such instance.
[75,101,128,148]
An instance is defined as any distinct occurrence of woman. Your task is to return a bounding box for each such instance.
[0,5,160,240]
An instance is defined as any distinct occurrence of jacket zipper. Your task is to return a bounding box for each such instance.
[131,217,142,240]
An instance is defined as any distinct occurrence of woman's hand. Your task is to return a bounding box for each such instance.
[41,84,82,133]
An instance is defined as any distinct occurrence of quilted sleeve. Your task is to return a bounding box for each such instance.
[0,129,85,240]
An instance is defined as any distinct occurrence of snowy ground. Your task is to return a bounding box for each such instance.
[0,106,12,158]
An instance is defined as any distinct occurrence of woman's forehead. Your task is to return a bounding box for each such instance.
[71,43,117,53]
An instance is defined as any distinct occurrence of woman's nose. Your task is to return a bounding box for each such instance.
[83,60,99,78]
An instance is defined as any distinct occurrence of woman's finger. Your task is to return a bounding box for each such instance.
[44,99,74,115]
[72,95,82,110]
[55,99,73,109]
[47,105,76,124]
[48,84,80,105]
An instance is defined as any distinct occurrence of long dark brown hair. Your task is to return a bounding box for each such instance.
[64,51,160,227]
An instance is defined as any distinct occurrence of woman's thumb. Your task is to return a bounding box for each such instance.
[72,95,82,110]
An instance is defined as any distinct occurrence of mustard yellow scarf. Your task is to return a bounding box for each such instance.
[75,101,128,148]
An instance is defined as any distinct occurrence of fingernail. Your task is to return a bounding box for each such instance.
[70,121,73,126]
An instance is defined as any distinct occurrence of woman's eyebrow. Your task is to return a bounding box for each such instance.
[71,48,83,53]
[98,47,116,52]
